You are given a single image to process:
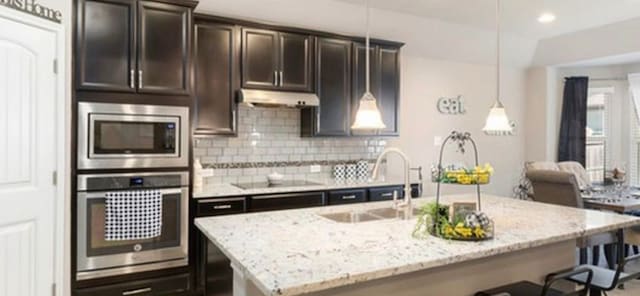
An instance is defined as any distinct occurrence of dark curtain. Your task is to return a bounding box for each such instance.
[558,77,589,166]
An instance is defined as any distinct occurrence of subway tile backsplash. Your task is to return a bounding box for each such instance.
[194,105,386,184]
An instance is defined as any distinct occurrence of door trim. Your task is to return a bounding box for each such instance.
[0,6,67,296]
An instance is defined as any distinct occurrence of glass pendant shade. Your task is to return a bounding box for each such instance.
[351,92,386,129]
[483,0,513,134]
[351,0,386,130]
[482,101,512,132]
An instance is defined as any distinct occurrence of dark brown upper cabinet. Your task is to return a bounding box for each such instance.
[76,0,136,92]
[241,28,313,92]
[352,42,400,136]
[278,33,313,91]
[76,0,192,95]
[138,1,190,95]
[193,19,239,136]
[302,37,352,136]
[376,45,400,136]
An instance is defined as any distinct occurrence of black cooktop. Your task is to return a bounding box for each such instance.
[233,180,323,190]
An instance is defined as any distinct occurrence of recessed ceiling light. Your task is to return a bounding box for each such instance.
[538,13,556,24]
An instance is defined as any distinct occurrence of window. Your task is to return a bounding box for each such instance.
[585,88,612,183]
[629,74,640,186]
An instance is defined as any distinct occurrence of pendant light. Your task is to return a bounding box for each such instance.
[483,0,513,133]
[351,0,386,130]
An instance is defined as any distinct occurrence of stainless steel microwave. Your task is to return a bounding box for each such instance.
[77,102,189,170]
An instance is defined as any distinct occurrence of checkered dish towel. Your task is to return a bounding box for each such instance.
[105,190,163,241]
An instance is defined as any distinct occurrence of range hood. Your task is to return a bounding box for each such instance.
[238,89,319,108]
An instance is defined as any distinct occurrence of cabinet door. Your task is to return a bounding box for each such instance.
[279,33,313,91]
[351,43,379,136]
[241,28,279,90]
[368,186,404,202]
[75,273,190,296]
[194,21,239,136]
[310,37,351,136]
[195,197,246,217]
[249,192,326,212]
[377,46,400,135]
[328,189,366,205]
[76,0,135,92]
[138,1,190,95]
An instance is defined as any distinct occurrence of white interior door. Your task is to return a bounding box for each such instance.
[0,12,58,296]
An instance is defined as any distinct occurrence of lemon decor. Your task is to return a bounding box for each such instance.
[417,131,495,241]
[436,163,494,185]
[413,202,494,241]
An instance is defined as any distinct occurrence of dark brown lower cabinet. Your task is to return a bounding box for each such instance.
[328,189,367,205]
[368,186,404,202]
[249,192,326,212]
[195,197,247,296]
[75,273,190,296]
[193,18,239,136]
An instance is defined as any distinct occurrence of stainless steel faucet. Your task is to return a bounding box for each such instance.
[371,148,412,208]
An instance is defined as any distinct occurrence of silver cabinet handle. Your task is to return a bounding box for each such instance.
[279,71,284,87]
[232,109,237,132]
[138,70,143,88]
[122,287,151,295]
[273,71,278,86]
[342,195,357,200]
[381,192,393,197]
[213,205,232,210]
[130,69,135,89]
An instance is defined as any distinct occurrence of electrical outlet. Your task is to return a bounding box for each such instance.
[200,168,214,177]
[434,136,443,146]
[310,165,322,173]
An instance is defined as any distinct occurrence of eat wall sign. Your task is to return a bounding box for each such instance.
[437,95,466,115]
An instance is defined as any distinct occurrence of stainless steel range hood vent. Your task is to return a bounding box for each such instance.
[238,89,319,108]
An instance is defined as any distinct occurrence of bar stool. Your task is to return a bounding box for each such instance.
[474,267,594,296]
[477,229,640,296]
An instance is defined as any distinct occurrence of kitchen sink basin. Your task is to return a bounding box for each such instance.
[319,207,422,223]
[319,212,383,223]
[366,207,421,220]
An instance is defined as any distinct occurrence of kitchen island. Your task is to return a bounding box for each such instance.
[195,194,640,296]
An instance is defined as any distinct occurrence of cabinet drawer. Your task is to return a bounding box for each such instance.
[196,197,246,217]
[249,192,326,212]
[75,273,190,296]
[368,186,404,202]
[328,189,366,205]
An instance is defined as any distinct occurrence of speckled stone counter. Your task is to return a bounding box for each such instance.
[195,194,640,296]
[192,179,416,198]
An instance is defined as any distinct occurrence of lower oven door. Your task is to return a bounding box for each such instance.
[76,187,188,280]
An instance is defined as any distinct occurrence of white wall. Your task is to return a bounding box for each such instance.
[387,56,526,196]
[196,0,537,68]
[532,18,640,67]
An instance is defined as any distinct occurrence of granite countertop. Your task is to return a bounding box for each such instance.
[192,178,418,198]
[195,194,640,296]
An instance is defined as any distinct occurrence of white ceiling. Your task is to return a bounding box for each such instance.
[337,0,640,39]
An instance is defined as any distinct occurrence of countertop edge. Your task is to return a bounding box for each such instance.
[195,195,640,296]
[192,181,420,199]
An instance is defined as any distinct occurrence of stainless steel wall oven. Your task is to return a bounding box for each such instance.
[76,171,189,280]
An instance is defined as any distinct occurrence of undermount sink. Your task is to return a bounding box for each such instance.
[366,207,421,219]
[319,207,421,223]
[319,212,382,223]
